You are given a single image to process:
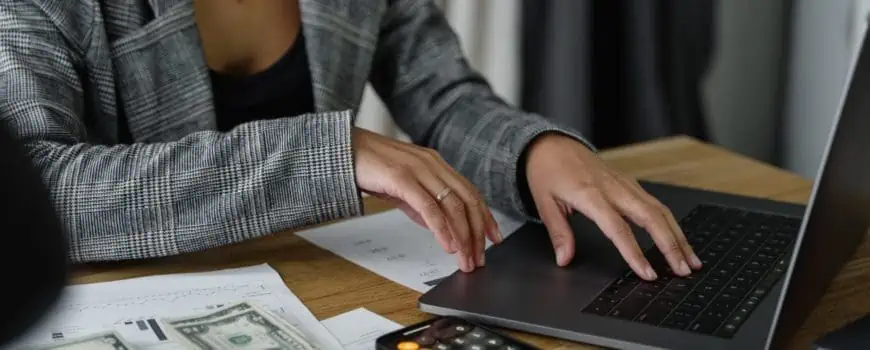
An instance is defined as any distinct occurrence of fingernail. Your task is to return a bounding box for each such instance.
[645,266,658,280]
[477,253,486,266]
[467,255,476,270]
[459,255,471,272]
[495,229,504,243]
[679,260,691,275]
[691,254,702,268]
[555,246,567,265]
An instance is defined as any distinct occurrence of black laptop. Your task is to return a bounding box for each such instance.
[418,27,870,350]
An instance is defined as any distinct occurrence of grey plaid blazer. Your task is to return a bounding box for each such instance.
[0,0,590,262]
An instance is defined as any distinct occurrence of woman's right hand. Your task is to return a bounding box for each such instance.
[352,127,502,272]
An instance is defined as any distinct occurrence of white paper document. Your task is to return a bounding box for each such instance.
[321,308,402,350]
[10,264,342,350]
[297,208,524,292]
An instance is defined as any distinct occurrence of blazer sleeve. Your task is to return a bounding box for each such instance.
[0,2,362,263]
[368,0,596,221]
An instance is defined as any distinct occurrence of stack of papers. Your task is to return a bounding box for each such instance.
[10,264,401,350]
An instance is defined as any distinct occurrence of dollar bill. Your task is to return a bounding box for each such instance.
[162,301,317,350]
[36,330,133,350]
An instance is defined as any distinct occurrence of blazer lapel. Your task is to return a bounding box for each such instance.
[111,0,216,142]
[299,0,385,114]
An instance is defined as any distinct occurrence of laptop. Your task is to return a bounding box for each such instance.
[418,29,870,350]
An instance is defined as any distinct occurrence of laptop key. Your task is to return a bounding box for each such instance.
[711,268,731,278]
[708,242,729,252]
[716,322,740,337]
[608,298,649,320]
[697,283,717,294]
[672,306,701,320]
[662,315,692,330]
[652,298,678,309]
[711,299,738,312]
[635,304,671,325]
[583,300,615,316]
[603,286,633,299]
[689,314,725,334]
[681,302,704,313]
[613,277,638,288]
[637,281,666,293]
[724,283,748,295]
[705,276,727,287]
[699,250,722,263]
[669,280,692,290]
[629,290,657,301]
[658,290,683,301]
[686,291,714,306]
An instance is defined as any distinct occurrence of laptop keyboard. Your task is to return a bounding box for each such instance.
[581,204,800,338]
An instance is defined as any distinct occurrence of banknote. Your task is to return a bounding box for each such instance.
[36,330,133,350]
[163,301,317,350]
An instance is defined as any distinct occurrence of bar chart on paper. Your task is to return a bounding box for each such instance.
[11,264,343,350]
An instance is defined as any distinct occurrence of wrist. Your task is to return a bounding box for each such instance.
[524,132,576,174]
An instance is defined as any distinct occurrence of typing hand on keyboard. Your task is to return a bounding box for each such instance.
[524,135,703,281]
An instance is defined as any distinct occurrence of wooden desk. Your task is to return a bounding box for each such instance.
[72,136,870,349]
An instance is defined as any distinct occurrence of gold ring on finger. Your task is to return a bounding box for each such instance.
[436,187,453,202]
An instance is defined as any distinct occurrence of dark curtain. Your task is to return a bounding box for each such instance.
[521,0,716,149]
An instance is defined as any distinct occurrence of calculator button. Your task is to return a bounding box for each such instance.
[397,341,420,350]
[485,338,504,346]
[503,346,521,350]
[467,330,485,339]
[415,336,435,346]
[465,345,485,350]
[451,338,467,345]
[454,325,468,332]
[434,344,451,350]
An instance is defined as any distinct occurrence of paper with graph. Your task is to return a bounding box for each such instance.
[11,264,342,350]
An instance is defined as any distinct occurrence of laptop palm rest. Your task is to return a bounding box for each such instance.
[419,213,656,326]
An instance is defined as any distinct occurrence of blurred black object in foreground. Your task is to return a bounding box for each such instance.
[0,122,68,346]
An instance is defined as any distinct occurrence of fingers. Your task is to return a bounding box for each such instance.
[624,180,701,270]
[609,184,692,276]
[412,169,478,272]
[444,180,487,266]
[423,149,503,245]
[566,188,657,280]
[385,166,471,270]
[536,195,576,266]
[417,149,496,267]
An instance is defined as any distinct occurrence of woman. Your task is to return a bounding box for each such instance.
[0,0,701,278]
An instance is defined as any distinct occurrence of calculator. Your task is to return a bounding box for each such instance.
[375,316,539,350]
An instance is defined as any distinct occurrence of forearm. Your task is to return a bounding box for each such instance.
[26,113,362,262]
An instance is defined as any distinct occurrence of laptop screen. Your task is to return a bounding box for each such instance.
[767,31,870,349]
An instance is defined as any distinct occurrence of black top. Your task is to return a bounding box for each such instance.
[209,32,315,132]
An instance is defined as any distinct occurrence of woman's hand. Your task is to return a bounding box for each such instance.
[352,127,501,272]
[525,134,702,280]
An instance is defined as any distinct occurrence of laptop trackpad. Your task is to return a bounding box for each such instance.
[432,214,656,321]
